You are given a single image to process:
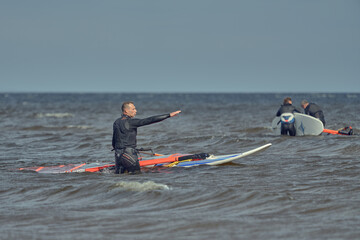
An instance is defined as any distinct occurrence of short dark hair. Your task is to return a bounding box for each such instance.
[122,101,134,113]
[283,97,292,105]
[301,100,308,106]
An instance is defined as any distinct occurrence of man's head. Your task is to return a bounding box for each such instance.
[301,100,309,109]
[283,97,292,105]
[122,101,137,117]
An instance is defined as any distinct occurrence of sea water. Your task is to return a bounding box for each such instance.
[1,93,359,240]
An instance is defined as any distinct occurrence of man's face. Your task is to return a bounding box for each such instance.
[124,103,137,118]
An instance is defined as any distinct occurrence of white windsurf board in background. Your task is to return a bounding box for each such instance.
[272,113,324,136]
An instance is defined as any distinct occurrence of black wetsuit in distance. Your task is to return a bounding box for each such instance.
[276,103,301,136]
[112,114,171,174]
[304,103,326,127]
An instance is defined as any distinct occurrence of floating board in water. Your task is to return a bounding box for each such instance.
[272,113,324,136]
[18,143,272,173]
[18,154,187,173]
[165,143,272,167]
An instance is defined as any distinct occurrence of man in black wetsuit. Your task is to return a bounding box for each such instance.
[301,100,326,127]
[276,97,301,136]
[112,101,181,174]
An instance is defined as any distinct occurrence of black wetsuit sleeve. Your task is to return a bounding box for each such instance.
[276,107,282,116]
[294,107,301,113]
[308,104,322,115]
[112,121,120,149]
[304,106,310,115]
[129,114,171,128]
[112,132,115,149]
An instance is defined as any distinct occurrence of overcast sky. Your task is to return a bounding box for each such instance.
[1,0,359,93]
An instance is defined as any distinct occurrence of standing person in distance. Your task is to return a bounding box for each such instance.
[301,100,326,127]
[112,101,181,174]
[276,97,301,136]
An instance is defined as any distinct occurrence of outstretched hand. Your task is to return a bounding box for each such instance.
[170,110,181,117]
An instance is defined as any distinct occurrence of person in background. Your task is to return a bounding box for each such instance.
[112,101,181,174]
[301,100,326,127]
[276,97,301,136]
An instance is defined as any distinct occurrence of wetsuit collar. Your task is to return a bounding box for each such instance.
[121,114,132,119]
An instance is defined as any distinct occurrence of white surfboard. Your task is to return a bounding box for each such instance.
[272,113,324,136]
[173,143,272,167]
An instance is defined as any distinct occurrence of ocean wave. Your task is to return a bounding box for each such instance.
[35,113,74,118]
[66,125,92,129]
[340,144,360,155]
[20,125,92,131]
[238,127,270,133]
[21,125,53,131]
[113,181,170,192]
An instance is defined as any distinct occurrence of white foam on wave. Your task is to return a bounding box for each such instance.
[66,125,92,129]
[114,181,170,192]
[36,113,74,118]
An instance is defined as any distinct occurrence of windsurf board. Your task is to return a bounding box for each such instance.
[272,113,324,136]
[19,143,272,173]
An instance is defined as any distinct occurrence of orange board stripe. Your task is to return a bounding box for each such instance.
[323,129,339,135]
[35,167,44,172]
[68,163,86,172]
[139,153,184,166]
[85,164,115,172]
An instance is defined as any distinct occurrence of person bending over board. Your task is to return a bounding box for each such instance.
[276,97,301,136]
[112,101,181,174]
[301,100,326,127]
